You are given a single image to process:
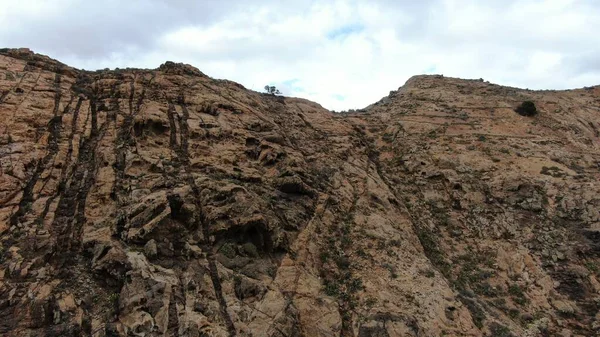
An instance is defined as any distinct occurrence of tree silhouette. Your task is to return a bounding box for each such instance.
[515,101,537,116]
[264,85,281,95]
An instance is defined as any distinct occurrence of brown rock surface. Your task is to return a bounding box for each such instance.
[0,49,599,336]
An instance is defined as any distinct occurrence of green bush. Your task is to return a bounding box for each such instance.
[264,85,281,95]
[219,243,236,258]
[515,101,537,116]
[241,242,259,258]
[324,280,340,296]
[489,322,514,337]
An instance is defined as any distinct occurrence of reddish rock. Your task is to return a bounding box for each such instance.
[0,49,599,336]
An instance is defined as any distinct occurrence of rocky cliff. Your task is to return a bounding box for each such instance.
[0,48,599,337]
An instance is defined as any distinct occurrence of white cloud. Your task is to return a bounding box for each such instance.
[1,0,599,110]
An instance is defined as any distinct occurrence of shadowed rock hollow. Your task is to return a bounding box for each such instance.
[0,48,599,336]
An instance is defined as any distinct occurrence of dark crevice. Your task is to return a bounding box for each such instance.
[59,96,84,184]
[0,90,9,103]
[128,75,136,115]
[167,289,181,333]
[167,102,179,150]
[9,72,63,227]
[170,93,237,336]
[112,78,143,240]
[207,257,236,335]
[36,96,76,226]
[51,82,111,261]
[90,98,98,137]
[39,96,84,224]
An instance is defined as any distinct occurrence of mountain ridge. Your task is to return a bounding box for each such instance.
[0,48,599,337]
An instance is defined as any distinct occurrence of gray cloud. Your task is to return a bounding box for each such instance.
[1,0,599,110]
[1,0,245,56]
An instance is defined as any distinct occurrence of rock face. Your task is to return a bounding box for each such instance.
[0,49,599,336]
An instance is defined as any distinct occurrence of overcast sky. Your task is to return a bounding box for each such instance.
[1,0,599,110]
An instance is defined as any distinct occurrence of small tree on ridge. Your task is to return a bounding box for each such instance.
[264,85,281,95]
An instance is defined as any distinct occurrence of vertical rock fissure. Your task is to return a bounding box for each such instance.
[128,75,136,116]
[167,290,181,334]
[52,96,84,200]
[172,93,237,336]
[36,96,76,226]
[9,72,63,227]
[90,95,98,137]
[112,78,141,239]
[167,101,178,150]
[41,96,84,227]
[66,97,84,163]
[51,84,111,259]
[52,72,62,116]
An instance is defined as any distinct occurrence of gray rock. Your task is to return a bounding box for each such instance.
[144,239,158,258]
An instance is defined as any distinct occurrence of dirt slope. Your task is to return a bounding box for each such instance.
[0,48,599,337]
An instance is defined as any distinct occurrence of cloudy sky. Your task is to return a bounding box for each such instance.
[1,0,599,110]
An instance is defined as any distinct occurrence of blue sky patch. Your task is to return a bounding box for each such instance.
[278,78,304,95]
[283,78,301,87]
[333,94,346,101]
[326,23,365,40]
[424,65,438,73]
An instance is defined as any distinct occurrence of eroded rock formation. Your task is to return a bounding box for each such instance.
[0,48,599,336]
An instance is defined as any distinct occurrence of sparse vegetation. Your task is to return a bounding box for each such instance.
[540,166,565,177]
[382,262,399,279]
[515,101,537,116]
[382,132,394,142]
[365,297,377,307]
[319,217,364,328]
[585,262,599,274]
[429,202,450,226]
[454,250,496,291]
[421,269,436,278]
[320,251,330,263]
[489,322,514,337]
[264,85,281,95]
[324,280,340,297]
[108,292,120,315]
[460,295,486,328]
[242,242,259,258]
[508,284,528,306]
[416,226,450,276]
[220,242,237,258]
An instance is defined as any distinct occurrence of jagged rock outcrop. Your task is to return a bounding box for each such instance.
[0,49,599,336]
